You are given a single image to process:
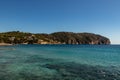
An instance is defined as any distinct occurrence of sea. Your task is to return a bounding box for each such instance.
[0,44,120,80]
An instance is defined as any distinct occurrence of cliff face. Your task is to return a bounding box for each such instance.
[50,32,110,45]
[0,31,110,44]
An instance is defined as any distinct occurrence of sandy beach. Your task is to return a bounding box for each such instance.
[0,43,12,46]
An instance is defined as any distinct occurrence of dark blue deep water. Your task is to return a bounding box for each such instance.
[0,44,120,80]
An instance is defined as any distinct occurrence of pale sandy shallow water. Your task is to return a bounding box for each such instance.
[0,44,120,80]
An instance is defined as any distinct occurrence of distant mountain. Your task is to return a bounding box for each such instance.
[0,31,110,45]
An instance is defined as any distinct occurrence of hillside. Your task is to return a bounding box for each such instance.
[0,31,110,45]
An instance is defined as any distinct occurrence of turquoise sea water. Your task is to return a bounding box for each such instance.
[0,44,120,80]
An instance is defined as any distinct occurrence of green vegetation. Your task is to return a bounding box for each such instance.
[51,32,110,44]
[0,31,110,44]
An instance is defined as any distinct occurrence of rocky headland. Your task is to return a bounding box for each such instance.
[0,31,110,45]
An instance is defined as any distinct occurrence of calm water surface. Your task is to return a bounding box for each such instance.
[0,44,120,80]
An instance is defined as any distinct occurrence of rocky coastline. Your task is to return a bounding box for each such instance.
[0,31,110,45]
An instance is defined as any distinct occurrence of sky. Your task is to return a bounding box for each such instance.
[0,0,120,44]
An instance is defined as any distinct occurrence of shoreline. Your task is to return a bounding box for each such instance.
[0,43,13,46]
[0,43,111,46]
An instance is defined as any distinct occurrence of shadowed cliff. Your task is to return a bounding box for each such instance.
[51,32,110,44]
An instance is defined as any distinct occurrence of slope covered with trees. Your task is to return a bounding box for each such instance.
[0,31,110,45]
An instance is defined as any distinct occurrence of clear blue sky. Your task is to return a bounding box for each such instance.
[0,0,120,44]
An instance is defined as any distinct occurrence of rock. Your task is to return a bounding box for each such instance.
[0,31,111,45]
[51,32,110,45]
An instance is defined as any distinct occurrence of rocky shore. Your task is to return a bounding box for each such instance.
[0,31,111,45]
